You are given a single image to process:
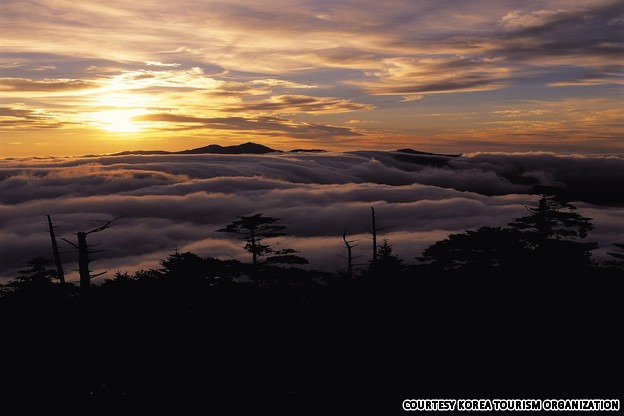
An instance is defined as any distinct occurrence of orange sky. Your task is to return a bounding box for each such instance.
[1,0,623,156]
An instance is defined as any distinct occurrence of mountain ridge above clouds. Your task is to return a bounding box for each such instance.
[101,142,459,158]
[70,143,624,206]
[110,141,279,156]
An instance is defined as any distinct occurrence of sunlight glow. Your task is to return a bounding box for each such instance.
[89,109,147,133]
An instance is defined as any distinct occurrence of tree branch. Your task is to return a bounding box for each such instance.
[61,238,79,249]
[85,215,126,235]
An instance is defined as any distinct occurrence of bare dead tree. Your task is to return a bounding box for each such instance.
[63,216,124,292]
[47,215,65,284]
[367,206,386,266]
[342,230,360,278]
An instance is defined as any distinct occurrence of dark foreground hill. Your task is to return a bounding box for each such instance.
[1,257,621,413]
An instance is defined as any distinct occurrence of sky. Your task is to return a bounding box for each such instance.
[1,0,623,156]
[1,151,623,281]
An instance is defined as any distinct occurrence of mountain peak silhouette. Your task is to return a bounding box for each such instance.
[177,142,280,154]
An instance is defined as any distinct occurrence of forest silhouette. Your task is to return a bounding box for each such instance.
[1,195,622,411]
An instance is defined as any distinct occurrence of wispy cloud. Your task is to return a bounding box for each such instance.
[133,113,361,138]
[222,95,373,114]
[0,106,69,129]
[145,61,181,67]
[0,77,95,92]
[353,56,511,95]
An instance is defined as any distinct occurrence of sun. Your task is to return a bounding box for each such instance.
[90,109,146,133]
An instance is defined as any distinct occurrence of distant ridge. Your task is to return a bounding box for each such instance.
[396,148,461,158]
[289,149,327,153]
[177,142,280,155]
[104,143,460,158]
[108,142,280,156]
[108,150,172,156]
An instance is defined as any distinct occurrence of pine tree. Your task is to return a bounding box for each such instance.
[6,257,57,291]
[509,195,593,243]
[509,195,596,270]
[370,239,404,276]
[217,214,286,265]
[15,257,55,285]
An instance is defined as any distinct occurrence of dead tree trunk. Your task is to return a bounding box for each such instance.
[63,216,124,293]
[342,230,359,278]
[47,215,65,284]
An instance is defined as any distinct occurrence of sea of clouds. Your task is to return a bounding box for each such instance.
[1,151,623,282]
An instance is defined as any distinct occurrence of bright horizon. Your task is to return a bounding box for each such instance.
[1,0,623,157]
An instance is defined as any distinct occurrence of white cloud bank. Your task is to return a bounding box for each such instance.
[1,151,622,281]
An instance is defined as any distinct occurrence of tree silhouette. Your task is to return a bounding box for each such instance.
[47,215,65,284]
[509,195,593,243]
[509,195,596,270]
[341,230,359,278]
[369,207,382,264]
[369,239,404,275]
[265,248,309,265]
[159,250,206,279]
[419,227,527,272]
[419,196,597,274]
[217,214,286,265]
[62,216,124,291]
[1,256,69,299]
[11,257,56,287]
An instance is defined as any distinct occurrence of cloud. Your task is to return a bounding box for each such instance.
[249,79,316,89]
[223,95,373,114]
[0,151,622,281]
[0,62,23,69]
[547,69,624,87]
[0,77,95,92]
[499,9,570,30]
[133,113,361,138]
[0,106,67,129]
[400,95,424,102]
[352,56,510,95]
[145,61,181,67]
[490,1,624,67]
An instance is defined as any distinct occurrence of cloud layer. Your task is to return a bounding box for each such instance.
[1,151,622,281]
